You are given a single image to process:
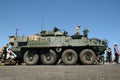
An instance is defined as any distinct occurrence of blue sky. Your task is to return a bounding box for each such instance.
[0,0,120,57]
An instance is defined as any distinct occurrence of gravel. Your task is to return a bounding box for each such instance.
[0,64,120,80]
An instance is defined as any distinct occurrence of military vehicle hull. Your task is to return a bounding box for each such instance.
[8,29,107,65]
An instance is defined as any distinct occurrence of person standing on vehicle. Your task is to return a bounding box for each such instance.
[74,25,80,35]
[106,47,112,63]
[114,43,119,64]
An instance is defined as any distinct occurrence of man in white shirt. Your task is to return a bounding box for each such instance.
[6,48,17,60]
[74,25,80,35]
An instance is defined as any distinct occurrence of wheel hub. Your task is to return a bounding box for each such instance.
[85,55,91,61]
[67,55,72,61]
[46,55,52,61]
[29,57,33,61]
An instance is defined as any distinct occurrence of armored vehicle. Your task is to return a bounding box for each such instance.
[7,27,108,65]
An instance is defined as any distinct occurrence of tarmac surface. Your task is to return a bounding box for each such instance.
[0,63,120,80]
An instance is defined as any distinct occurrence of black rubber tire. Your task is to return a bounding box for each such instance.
[79,49,96,65]
[23,51,39,65]
[41,50,57,65]
[0,52,2,59]
[62,49,78,65]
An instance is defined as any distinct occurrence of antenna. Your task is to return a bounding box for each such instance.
[41,16,45,31]
[16,28,19,37]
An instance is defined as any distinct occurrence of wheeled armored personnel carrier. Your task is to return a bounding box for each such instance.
[7,27,108,65]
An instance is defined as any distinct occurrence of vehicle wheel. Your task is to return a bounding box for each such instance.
[41,50,57,65]
[23,50,39,65]
[79,49,96,65]
[62,49,78,65]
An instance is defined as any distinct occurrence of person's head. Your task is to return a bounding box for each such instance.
[78,25,80,28]
[114,43,118,46]
[106,47,111,52]
[8,48,11,51]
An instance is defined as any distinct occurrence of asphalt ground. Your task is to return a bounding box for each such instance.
[0,64,120,80]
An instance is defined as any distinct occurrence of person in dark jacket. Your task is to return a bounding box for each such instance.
[106,47,112,63]
[114,43,119,63]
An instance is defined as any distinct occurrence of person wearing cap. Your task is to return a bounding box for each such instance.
[114,43,119,63]
[74,25,80,35]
